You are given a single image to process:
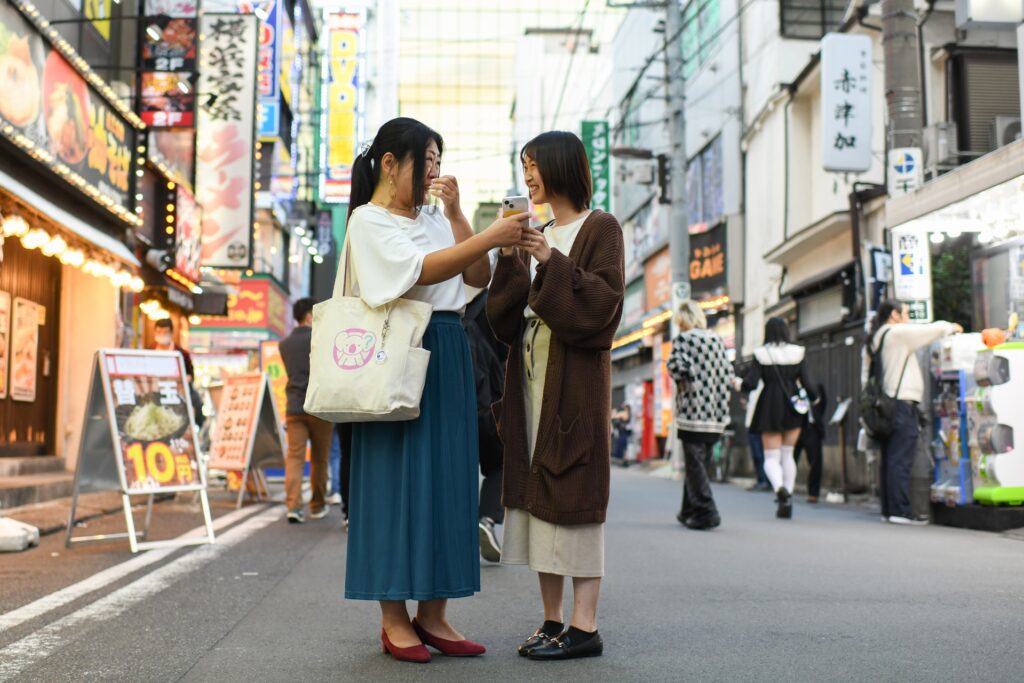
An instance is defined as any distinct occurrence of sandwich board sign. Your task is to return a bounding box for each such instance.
[206,373,285,508]
[66,350,215,553]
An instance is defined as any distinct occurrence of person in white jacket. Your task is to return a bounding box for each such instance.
[865,300,962,525]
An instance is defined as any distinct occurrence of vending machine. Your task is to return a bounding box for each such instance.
[972,344,1024,506]
[930,335,982,505]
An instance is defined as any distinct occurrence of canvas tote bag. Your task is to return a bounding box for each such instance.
[303,224,433,422]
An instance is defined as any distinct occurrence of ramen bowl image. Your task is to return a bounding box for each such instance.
[117,395,189,443]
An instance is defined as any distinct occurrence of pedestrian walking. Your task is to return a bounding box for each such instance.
[488,130,624,661]
[462,284,507,563]
[611,402,633,465]
[666,300,734,530]
[739,317,816,519]
[740,364,771,491]
[865,300,962,525]
[278,297,333,524]
[793,384,827,503]
[342,117,530,664]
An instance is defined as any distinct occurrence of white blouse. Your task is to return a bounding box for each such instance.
[525,210,591,318]
[346,204,466,314]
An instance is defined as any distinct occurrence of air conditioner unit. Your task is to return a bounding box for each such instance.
[992,116,1022,148]
[923,122,958,174]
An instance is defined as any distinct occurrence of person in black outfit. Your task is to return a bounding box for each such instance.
[793,384,827,503]
[462,286,506,562]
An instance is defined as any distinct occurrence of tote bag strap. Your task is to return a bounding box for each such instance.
[333,204,403,301]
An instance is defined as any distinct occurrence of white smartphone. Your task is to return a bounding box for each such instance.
[502,195,529,217]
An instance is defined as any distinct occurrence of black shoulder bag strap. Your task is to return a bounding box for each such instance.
[875,328,912,399]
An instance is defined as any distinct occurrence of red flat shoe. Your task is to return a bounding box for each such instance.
[412,619,486,657]
[381,628,431,663]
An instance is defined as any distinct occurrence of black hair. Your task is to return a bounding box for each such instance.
[348,117,444,222]
[155,319,173,331]
[293,297,316,323]
[520,131,592,212]
[764,316,790,345]
[870,299,902,342]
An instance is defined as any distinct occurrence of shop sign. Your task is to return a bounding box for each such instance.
[11,297,40,402]
[101,351,202,492]
[892,231,933,322]
[260,340,288,427]
[149,129,194,188]
[887,147,923,197]
[84,0,112,40]
[821,33,872,173]
[654,340,673,438]
[196,13,258,269]
[689,223,727,297]
[322,11,362,203]
[140,72,195,128]
[0,1,135,215]
[174,184,202,283]
[581,120,610,212]
[257,0,280,99]
[645,248,671,311]
[194,278,288,337]
[139,0,197,128]
[1010,246,1024,302]
[278,7,294,108]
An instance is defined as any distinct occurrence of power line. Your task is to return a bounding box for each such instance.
[548,0,593,130]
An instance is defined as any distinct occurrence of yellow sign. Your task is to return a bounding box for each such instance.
[83,0,111,40]
[324,12,360,201]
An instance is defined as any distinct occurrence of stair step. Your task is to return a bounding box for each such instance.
[0,456,67,477]
[0,473,75,510]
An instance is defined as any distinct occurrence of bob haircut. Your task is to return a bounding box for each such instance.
[676,299,707,330]
[520,131,593,212]
[764,316,791,345]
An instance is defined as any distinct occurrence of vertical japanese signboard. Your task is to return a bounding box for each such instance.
[0,291,9,399]
[67,350,214,552]
[11,298,40,402]
[140,0,198,128]
[582,120,610,212]
[821,33,872,173]
[892,231,933,322]
[322,11,362,203]
[196,13,258,268]
[257,0,281,139]
[174,184,202,283]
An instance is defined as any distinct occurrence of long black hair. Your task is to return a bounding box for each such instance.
[764,316,791,345]
[869,299,901,342]
[348,117,444,223]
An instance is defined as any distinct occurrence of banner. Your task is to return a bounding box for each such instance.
[140,72,195,128]
[581,120,610,212]
[174,184,202,283]
[196,13,258,268]
[821,33,872,173]
[149,128,194,187]
[11,298,40,403]
[140,0,197,128]
[0,1,135,214]
[322,11,362,203]
[892,231,933,322]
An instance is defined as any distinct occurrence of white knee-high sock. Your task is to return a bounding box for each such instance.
[763,448,783,492]
[780,445,797,493]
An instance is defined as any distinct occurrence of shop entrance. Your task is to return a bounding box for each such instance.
[0,239,61,457]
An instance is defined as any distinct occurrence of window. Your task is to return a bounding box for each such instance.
[681,0,720,79]
[780,0,847,40]
[685,137,724,229]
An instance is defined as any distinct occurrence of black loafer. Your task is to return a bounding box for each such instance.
[517,623,562,657]
[527,628,603,661]
[684,513,721,530]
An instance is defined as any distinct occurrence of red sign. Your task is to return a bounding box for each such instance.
[194,278,288,337]
[174,185,202,283]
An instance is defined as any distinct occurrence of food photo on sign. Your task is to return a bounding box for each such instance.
[109,369,200,490]
[141,14,197,72]
[140,72,195,128]
[0,1,134,209]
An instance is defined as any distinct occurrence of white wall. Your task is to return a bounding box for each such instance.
[56,268,118,469]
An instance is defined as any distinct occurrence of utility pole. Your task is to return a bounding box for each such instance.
[665,0,690,312]
[881,0,922,151]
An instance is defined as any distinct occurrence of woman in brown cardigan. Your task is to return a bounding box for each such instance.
[487,131,625,661]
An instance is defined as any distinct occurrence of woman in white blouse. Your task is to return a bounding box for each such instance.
[343,117,530,663]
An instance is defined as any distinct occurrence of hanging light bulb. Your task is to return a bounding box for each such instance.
[1,215,29,238]
[130,276,145,292]
[21,228,51,250]
[929,232,944,245]
[41,235,67,257]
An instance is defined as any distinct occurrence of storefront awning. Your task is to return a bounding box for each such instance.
[0,168,140,268]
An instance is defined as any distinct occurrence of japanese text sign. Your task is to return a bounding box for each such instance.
[689,223,727,297]
[582,120,610,212]
[323,11,362,203]
[102,351,202,493]
[892,230,933,322]
[196,13,258,268]
[821,33,872,173]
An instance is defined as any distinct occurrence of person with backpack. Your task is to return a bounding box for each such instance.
[863,301,962,525]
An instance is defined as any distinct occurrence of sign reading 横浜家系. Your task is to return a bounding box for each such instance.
[196,13,258,269]
[582,120,610,212]
[821,33,872,173]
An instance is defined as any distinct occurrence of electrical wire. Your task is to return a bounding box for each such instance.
[548,0,593,130]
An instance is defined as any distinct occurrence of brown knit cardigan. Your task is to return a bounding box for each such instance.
[486,210,625,525]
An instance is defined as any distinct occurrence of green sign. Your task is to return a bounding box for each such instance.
[582,120,610,212]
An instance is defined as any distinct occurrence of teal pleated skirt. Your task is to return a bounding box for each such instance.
[345,312,481,601]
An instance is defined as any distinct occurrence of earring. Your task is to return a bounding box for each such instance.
[388,177,396,201]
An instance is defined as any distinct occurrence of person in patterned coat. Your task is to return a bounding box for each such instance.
[666,300,735,530]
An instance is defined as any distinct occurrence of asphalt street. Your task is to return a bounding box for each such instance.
[2,468,1023,682]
